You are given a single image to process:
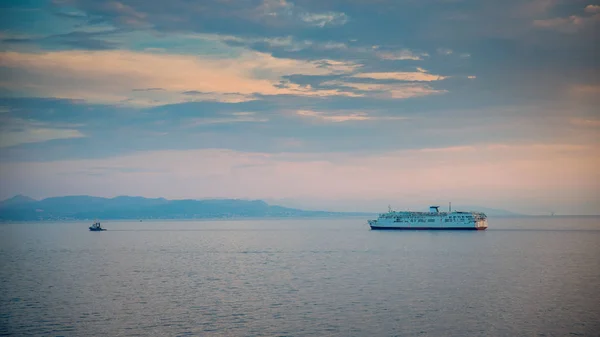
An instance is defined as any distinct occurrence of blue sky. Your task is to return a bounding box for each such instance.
[0,0,599,214]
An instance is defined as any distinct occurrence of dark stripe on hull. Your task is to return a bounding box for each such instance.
[370,226,486,231]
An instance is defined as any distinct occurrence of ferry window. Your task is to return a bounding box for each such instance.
[427,219,434,222]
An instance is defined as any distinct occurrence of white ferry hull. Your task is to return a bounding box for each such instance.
[367,206,488,231]
[369,224,486,230]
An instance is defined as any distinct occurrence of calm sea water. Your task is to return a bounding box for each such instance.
[1,217,599,336]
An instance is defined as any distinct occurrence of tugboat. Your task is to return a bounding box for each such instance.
[89,220,106,231]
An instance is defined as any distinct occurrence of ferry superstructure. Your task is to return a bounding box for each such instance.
[368,205,487,230]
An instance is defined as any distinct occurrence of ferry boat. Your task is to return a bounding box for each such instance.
[89,220,106,231]
[368,205,487,230]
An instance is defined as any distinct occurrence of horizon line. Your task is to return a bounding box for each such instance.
[2,194,599,217]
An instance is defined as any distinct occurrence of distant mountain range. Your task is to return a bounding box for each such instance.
[0,194,526,221]
[0,195,373,221]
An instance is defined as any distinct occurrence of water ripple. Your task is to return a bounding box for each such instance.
[1,217,599,336]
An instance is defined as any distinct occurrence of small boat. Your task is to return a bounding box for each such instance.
[89,220,106,231]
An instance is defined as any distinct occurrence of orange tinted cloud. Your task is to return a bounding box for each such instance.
[353,71,446,81]
[0,50,360,105]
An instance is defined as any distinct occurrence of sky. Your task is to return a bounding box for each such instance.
[0,0,599,215]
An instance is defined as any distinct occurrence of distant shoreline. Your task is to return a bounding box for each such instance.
[1,214,599,224]
[0,214,376,223]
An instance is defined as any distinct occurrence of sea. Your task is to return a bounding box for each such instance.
[1,216,599,336]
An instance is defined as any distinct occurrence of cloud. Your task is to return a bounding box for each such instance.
[0,49,361,105]
[3,97,593,163]
[132,88,164,92]
[219,34,431,67]
[299,12,349,27]
[221,34,350,53]
[1,30,121,51]
[176,90,262,102]
[352,71,446,82]
[376,49,428,61]
[437,48,453,55]
[533,6,600,33]
[296,109,369,122]
[53,8,89,20]
[295,110,408,123]
[569,84,600,96]
[256,0,349,27]
[415,146,476,154]
[233,0,353,28]
[533,16,584,32]
[585,5,600,14]
[570,118,600,127]
[311,68,448,100]
[515,0,561,17]
[0,118,85,148]
[568,84,600,104]
[71,0,349,31]
[185,112,269,126]
[321,80,447,99]
[86,0,150,28]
